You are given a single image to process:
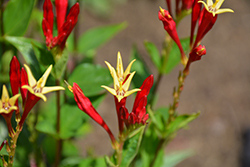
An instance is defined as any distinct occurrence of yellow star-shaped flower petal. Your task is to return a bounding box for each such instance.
[0,85,20,115]
[101,52,140,102]
[199,0,234,17]
[22,64,65,101]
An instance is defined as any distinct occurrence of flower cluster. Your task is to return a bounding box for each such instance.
[159,0,233,72]
[0,56,64,137]
[67,52,153,147]
[42,0,80,53]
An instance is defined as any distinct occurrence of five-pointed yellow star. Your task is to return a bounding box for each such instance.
[199,0,234,17]
[0,85,20,115]
[22,64,65,101]
[101,52,140,102]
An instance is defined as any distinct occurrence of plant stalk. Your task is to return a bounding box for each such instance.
[55,79,62,167]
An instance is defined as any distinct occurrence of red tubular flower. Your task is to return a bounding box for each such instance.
[19,65,64,128]
[165,0,173,17]
[9,56,21,121]
[42,0,80,52]
[70,83,117,147]
[182,0,194,10]
[176,0,181,15]
[121,75,154,128]
[192,0,233,50]
[0,85,20,136]
[55,0,68,33]
[158,7,188,65]
[20,68,28,106]
[190,0,202,48]
[184,45,206,75]
[9,56,21,96]
[192,8,217,50]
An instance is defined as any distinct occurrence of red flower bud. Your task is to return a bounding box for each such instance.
[72,83,116,146]
[158,7,187,65]
[42,0,80,52]
[55,0,68,33]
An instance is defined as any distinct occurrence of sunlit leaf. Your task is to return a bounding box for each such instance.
[120,126,145,167]
[3,0,34,36]
[164,37,190,74]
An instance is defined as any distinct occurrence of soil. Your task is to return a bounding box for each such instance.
[76,0,250,167]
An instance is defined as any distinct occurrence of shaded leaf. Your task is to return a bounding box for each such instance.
[144,41,161,70]
[67,63,112,97]
[77,23,127,57]
[130,46,151,88]
[164,37,190,74]
[3,36,42,76]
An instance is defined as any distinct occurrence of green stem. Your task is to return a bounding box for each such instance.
[149,138,165,167]
[7,127,22,167]
[168,71,188,123]
[55,79,62,167]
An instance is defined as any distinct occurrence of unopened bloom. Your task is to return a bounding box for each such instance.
[19,65,65,127]
[158,7,188,65]
[9,56,21,121]
[0,85,20,136]
[192,0,233,49]
[66,82,117,148]
[101,52,140,102]
[184,45,206,75]
[120,75,154,128]
[182,0,194,10]
[165,0,173,17]
[42,0,80,52]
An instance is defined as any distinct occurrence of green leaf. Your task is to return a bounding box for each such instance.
[130,46,151,88]
[166,112,200,136]
[60,104,91,139]
[36,95,91,139]
[0,50,13,83]
[3,0,34,36]
[62,140,79,157]
[67,63,112,97]
[79,157,106,167]
[3,36,42,75]
[161,150,194,167]
[148,107,169,133]
[32,43,55,66]
[77,22,127,57]
[164,37,190,74]
[120,126,145,167]
[144,41,161,70]
[137,125,161,167]
[83,0,112,17]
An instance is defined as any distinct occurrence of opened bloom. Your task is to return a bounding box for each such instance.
[101,52,140,102]
[0,85,20,136]
[192,0,233,49]
[42,0,80,52]
[199,0,234,17]
[19,65,65,127]
[158,7,188,65]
